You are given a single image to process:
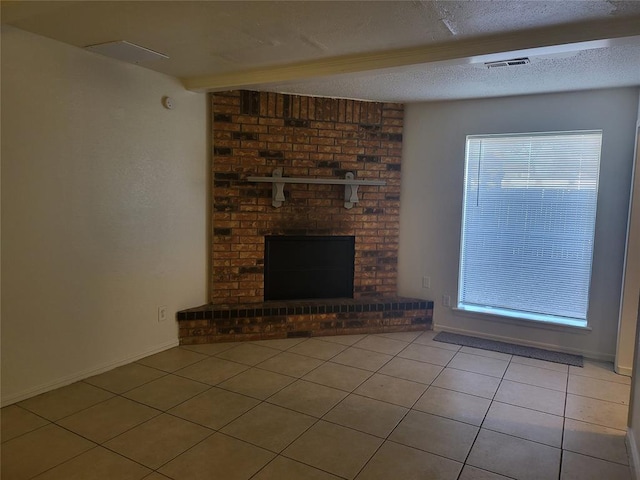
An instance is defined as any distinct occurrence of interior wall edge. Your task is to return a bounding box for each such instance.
[627,428,640,480]
[0,340,179,407]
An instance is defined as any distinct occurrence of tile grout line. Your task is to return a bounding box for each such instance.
[18,381,118,424]
[11,376,180,477]
[83,361,173,394]
[4,334,632,480]
[456,349,515,480]
[48,347,282,477]
[33,424,157,479]
[1,405,54,444]
[559,369,570,480]
[232,336,388,480]
[124,346,300,477]
[351,332,462,479]
[23,445,137,480]
[159,338,339,468]
[56,383,215,477]
[248,454,349,480]
[248,333,421,480]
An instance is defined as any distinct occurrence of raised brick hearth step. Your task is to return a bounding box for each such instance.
[177,297,433,345]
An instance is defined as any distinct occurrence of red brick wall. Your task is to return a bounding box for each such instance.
[211,91,403,304]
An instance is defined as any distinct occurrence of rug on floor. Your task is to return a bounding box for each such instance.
[433,331,583,367]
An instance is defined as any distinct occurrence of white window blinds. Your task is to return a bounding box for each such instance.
[459,131,602,327]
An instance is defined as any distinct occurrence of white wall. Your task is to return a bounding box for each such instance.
[399,88,639,361]
[1,26,208,405]
[617,96,640,375]
[624,95,640,480]
[626,298,640,479]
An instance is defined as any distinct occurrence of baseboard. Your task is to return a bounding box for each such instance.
[433,323,615,363]
[627,429,640,480]
[1,339,179,407]
[617,365,634,376]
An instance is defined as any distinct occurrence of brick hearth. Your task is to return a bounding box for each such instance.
[178,297,433,344]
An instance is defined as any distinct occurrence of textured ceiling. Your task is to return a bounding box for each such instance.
[2,1,640,101]
[264,43,640,102]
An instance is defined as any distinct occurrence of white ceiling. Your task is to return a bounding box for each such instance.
[2,1,640,102]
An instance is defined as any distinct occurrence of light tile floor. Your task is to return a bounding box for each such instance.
[1,331,633,480]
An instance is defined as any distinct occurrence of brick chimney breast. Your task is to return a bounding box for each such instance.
[211,91,404,304]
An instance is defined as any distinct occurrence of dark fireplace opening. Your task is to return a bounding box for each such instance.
[264,235,355,301]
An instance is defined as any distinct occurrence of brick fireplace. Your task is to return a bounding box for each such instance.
[177,91,433,344]
[210,91,403,302]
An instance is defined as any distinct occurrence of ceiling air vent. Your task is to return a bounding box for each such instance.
[84,41,168,64]
[485,57,531,69]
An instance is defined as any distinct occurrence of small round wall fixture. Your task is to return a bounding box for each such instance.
[162,96,174,109]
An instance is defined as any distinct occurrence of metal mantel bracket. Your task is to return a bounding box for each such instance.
[247,168,386,209]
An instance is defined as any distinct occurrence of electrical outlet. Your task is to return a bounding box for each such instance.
[158,306,167,323]
[442,295,451,307]
[422,276,431,289]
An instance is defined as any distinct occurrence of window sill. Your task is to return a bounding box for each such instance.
[452,306,592,333]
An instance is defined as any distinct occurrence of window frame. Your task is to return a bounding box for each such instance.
[457,130,603,329]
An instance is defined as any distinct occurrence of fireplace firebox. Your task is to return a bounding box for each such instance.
[264,236,355,301]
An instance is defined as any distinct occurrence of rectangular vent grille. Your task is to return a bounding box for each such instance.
[84,41,168,64]
[485,57,531,69]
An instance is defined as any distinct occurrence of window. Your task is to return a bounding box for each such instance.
[458,131,602,328]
